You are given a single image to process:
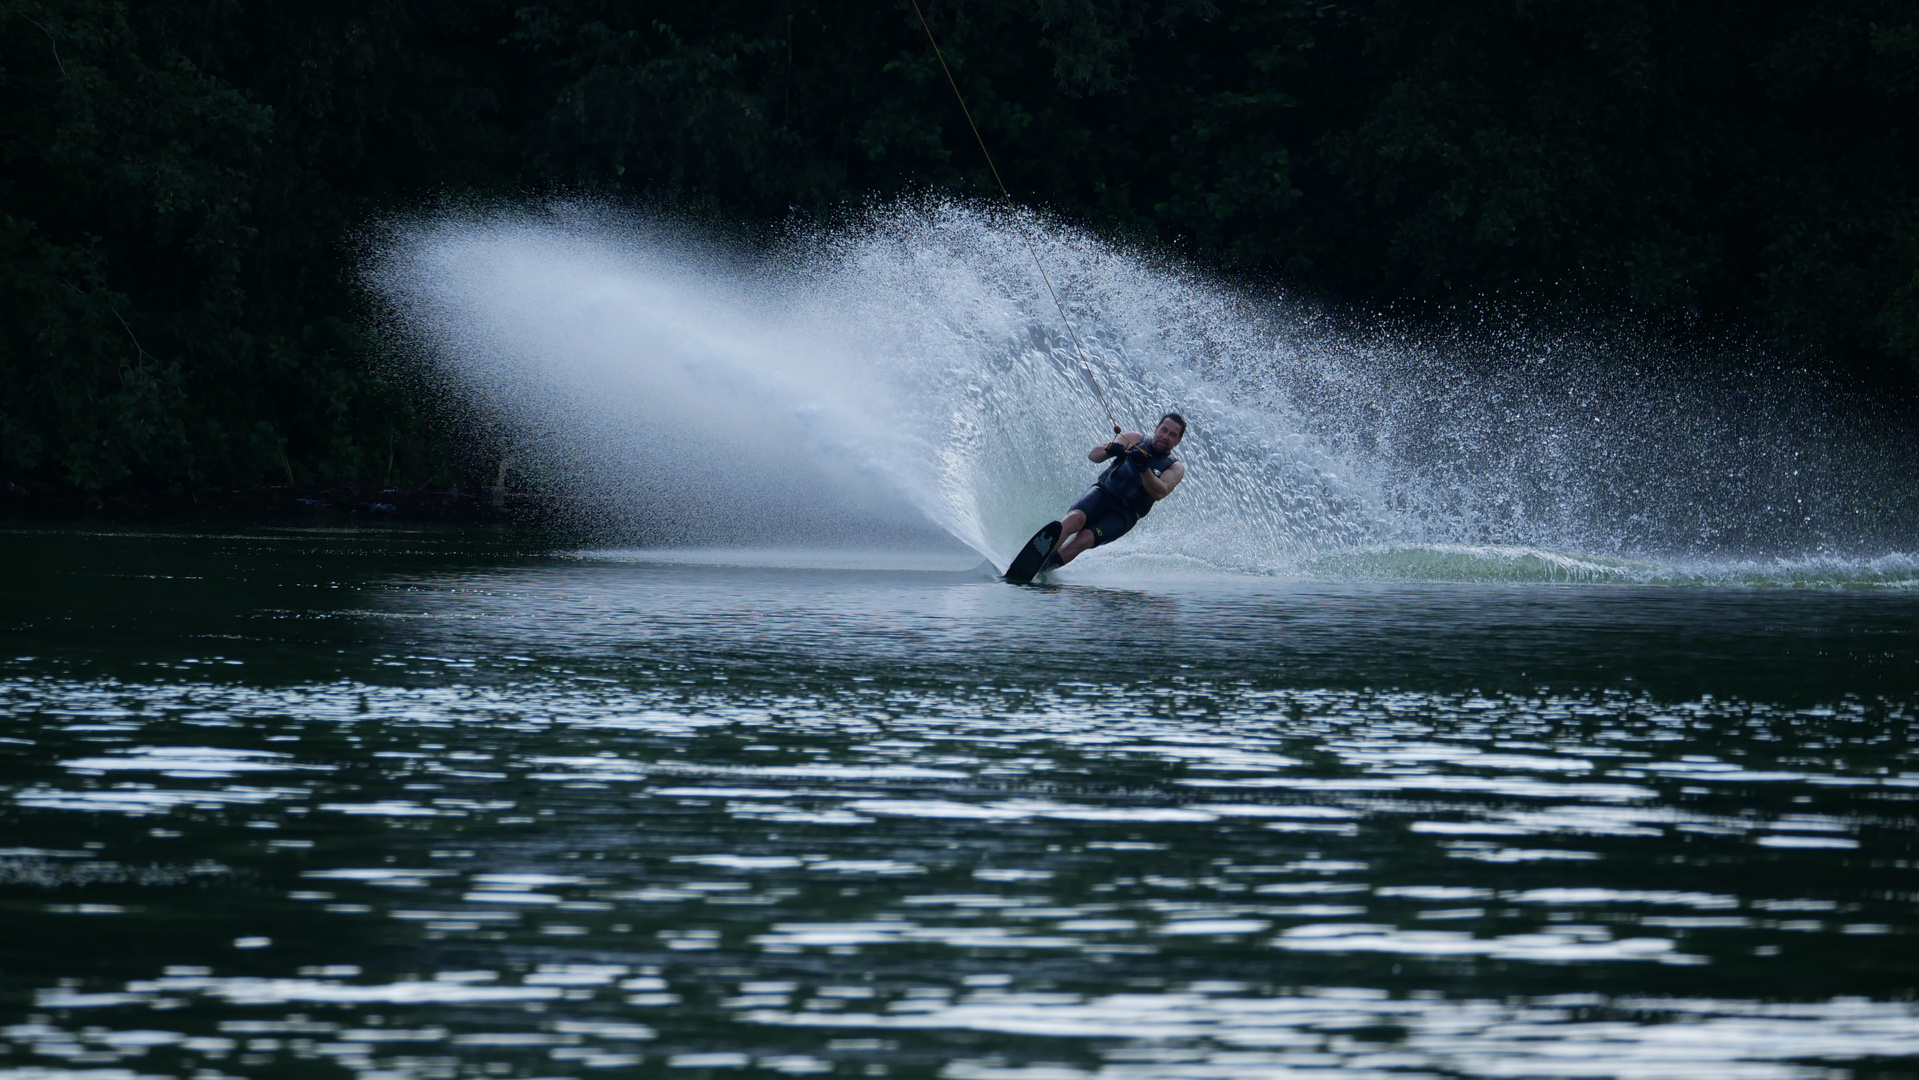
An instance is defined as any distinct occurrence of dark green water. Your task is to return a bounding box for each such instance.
[3,526,1917,1080]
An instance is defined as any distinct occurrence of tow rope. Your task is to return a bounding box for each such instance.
[907,0,1125,436]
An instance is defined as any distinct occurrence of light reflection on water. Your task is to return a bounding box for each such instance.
[1,528,1917,1079]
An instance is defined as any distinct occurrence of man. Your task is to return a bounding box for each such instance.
[1045,411,1187,569]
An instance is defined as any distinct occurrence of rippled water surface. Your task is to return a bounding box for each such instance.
[4,527,1918,1080]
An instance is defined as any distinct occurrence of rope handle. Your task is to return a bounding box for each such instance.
[907,0,1123,436]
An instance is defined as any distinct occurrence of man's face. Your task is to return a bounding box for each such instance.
[1150,418,1185,453]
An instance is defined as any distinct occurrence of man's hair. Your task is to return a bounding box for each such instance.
[1159,411,1187,436]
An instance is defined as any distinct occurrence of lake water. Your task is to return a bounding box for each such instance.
[3,526,1917,1080]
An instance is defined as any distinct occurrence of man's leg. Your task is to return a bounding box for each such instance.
[1052,527,1099,566]
[1053,499,1135,568]
[1033,508,1089,575]
[1051,508,1087,559]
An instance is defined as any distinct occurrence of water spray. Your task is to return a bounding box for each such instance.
[371,200,1917,573]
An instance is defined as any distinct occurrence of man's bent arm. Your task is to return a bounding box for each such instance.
[1142,460,1185,500]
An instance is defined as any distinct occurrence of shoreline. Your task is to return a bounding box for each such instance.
[0,481,563,529]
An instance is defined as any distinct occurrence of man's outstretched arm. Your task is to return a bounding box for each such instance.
[1090,433,1145,462]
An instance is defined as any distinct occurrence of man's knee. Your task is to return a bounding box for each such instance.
[1060,509,1087,532]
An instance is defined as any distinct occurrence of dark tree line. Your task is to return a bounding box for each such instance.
[3,0,1914,494]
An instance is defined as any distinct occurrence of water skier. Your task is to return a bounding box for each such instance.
[1044,411,1187,570]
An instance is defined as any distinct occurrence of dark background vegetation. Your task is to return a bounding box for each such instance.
[2,0,1915,500]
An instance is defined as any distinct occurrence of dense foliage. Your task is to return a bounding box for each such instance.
[3,0,1914,492]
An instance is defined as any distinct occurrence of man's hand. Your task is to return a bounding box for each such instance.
[1089,431,1145,464]
[1125,444,1152,467]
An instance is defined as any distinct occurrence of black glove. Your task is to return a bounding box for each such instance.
[1106,441,1128,460]
[1125,444,1152,466]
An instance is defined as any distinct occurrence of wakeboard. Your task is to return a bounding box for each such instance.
[1003,520,1064,584]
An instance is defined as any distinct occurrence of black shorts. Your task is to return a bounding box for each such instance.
[1070,487,1138,547]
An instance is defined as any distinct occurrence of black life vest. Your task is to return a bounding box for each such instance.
[1096,439,1178,519]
